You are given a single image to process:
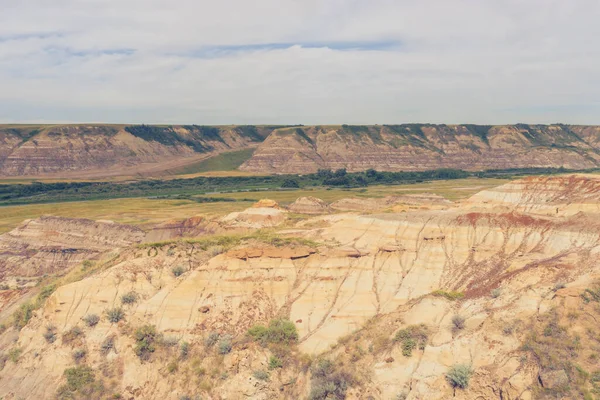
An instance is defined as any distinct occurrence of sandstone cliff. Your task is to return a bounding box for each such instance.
[240,124,600,173]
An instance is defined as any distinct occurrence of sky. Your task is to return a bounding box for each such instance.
[0,0,599,125]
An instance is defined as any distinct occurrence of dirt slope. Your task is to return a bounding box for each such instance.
[240,124,600,173]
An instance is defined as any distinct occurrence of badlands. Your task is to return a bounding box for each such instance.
[1,175,600,399]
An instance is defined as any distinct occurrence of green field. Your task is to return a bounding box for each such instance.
[164,148,257,175]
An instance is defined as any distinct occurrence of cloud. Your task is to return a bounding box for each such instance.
[0,0,599,124]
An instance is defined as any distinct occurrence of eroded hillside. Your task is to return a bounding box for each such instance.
[0,125,271,178]
[240,124,600,173]
[1,175,600,399]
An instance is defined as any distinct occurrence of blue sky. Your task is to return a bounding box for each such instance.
[0,0,599,124]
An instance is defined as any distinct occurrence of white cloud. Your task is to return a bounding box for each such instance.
[0,0,599,124]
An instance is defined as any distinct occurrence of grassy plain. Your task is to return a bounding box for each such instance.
[0,177,508,233]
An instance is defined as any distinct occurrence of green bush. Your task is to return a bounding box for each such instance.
[446,364,473,389]
[394,324,428,357]
[13,302,36,329]
[83,313,100,327]
[172,266,185,277]
[218,335,232,355]
[64,365,95,391]
[8,347,22,363]
[269,355,282,370]
[490,288,501,298]
[120,291,138,305]
[205,332,219,347]
[167,360,178,373]
[134,325,159,361]
[106,307,124,323]
[248,319,298,345]
[309,359,355,400]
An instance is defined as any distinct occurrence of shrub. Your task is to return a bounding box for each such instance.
[106,307,124,323]
[248,319,298,345]
[101,336,115,354]
[120,291,138,305]
[446,364,473,389]
[72,348,87,362]
[167,360,178,373]
[253,369,269,381]
[172,266,185,277]
[490,288,501,298]
[205,332,219,348]
[432,290,464,301]
[134,325,159,361]
[62,325,84,343]
[64,366,95,391]
[82,260,94,269]
[218,335,232,355]
[8,347,22,363]
[180,341,190,359]
[38,284,56,303]
[452,315,466,331]
[83,313,100,327]
[44,325,57,343]
[396,392,408,400]
[394,324,428,356]
[309,360,355,400]
[269,355,283,370]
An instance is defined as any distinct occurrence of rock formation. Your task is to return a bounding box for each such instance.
[1,175,600,399]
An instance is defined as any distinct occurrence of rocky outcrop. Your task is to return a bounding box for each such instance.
[240,124,600,173]
[221,200,287,228]
[287,196,330,214]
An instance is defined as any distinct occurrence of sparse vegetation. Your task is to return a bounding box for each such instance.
[248,318,298,345]
[120,291,138,304]
[205,332,219,348]
[134,325,159,361]
[432,290,465,301]
[269,355,283,370]
[83,313,100,327]
[446,364,473,389]
[62,325,84,344]
[452,315,466,332]
[172,266,185,277]
[44,325,57,343]
[106,307,124,323]
[8,347,22,363]
[101,335,115,354]
[217,335,232,355]
[180,341,190,359]
[394,324,428,357]
[72,348,86,362]
[13,302,36,329]
[309,359,356,400]
[167,360,178,374]
[253,369,269,381]
[491,288,501,298]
